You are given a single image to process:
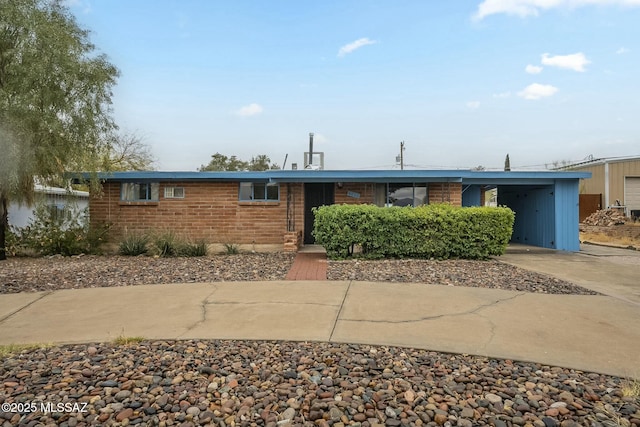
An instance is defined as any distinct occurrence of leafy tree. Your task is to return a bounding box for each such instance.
[199,153,248,171]
[248,154,280,171]
[199,153,279,171]
[0,0,119,260]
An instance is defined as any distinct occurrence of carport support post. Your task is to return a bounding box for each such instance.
[604,161,610,209]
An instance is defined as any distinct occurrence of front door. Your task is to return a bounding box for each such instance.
[304,183,335,244]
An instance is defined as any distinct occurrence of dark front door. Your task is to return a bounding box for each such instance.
[304,183,335,244]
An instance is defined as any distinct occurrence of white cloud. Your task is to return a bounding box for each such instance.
[517,83,559,100]
[466,101,481,109]
[541,52,590,72]
[473,0,640,21]
[338,38,377,57]
[525,64,543,74]
[493,91,512,98]
[235,103,263,117]
[616,47,630,54]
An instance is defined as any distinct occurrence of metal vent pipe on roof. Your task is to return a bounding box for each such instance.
[309,132,314,166]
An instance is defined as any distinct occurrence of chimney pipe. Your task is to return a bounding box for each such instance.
[308,132,314,166]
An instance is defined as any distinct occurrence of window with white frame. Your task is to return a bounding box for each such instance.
[164,186,185,199]
[121,182,159,201]
[239,182,279,201]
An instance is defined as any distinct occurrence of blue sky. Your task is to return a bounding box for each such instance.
[68,0,640,171]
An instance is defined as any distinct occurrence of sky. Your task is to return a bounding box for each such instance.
[67,0,640,171]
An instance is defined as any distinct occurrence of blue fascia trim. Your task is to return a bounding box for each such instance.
[74,169,591,183]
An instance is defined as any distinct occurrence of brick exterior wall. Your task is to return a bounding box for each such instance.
[428,183,462,206]
[91,181,304,246]
[334,183,375,205]
[91,180,464,250]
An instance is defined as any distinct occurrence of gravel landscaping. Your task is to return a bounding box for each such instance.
[0,254,296,294]
[1,340,638,427]
[1,254,623,426]
[328,259,599,296]
[1,254,599,296]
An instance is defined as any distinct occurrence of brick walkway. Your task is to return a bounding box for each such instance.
[285,252,327,280]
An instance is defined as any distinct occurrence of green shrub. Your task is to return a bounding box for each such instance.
[3,226,35,257]
[8,205,108,256]
[151,231,179,257]
[178,239,208,257]
[223,243,239,255]
[119,233,149,256]
[313,204,514,260]
[119,231,208,257]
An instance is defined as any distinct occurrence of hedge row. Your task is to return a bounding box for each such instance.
[312,204,514,260]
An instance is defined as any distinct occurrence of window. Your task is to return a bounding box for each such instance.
[164,186,185,199]
[121,183,159,201]
[239,182,279,201]
[47,203,67,221]
[375,183,427,207]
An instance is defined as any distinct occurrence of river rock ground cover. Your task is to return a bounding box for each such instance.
[1,340,637,427]
[1,254,625,426]
[1,254,598,296]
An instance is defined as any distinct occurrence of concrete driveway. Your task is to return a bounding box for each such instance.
[500,243,640,306]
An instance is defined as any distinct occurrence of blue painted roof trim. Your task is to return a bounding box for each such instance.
[77,170,591,184]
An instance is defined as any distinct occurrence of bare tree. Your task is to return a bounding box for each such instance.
[102,132,156,171]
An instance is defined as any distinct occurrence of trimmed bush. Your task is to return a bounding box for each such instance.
[312,204,514,260]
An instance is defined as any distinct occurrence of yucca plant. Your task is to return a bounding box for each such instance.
[118,233,149,256]
[178,239,208,257]
[153,231,179,257]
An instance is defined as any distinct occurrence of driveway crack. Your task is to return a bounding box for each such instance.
[204,301,338,307]
[177,285,219,337]
[0,291,53,324]
[330,280,353,342]
[339,292,525,325]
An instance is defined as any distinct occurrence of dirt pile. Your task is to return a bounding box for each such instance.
[582,209,627,226]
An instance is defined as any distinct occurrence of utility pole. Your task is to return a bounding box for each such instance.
[400,141,405,170]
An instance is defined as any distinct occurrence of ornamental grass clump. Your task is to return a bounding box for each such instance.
[118,231,208,257]
[178,239,208,257]
[118,233,149,256]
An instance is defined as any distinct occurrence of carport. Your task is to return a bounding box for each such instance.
[459,171,590,251]
[268,170,591,252]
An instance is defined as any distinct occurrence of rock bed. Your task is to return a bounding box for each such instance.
[328,259,599,296]
[0,254,296,294]
[1,255,598,296]
[1,340,637,427]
